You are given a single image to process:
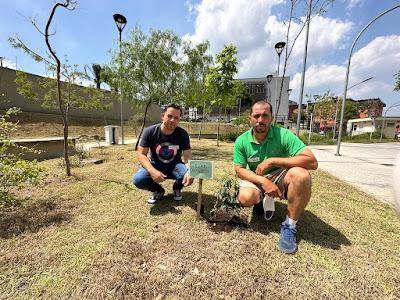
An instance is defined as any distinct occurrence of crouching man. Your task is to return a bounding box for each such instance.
[233,101,318,254]
[133,103,194,204]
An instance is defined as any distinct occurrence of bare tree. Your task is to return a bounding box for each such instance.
[275,0,335,121]
[10,1,80,176]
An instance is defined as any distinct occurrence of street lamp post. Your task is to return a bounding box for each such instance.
[306,99,311,134]
[296,0,312,137]
[370,116,376,141]
[332,77,373,140]
[308,112,314,144]
[286,88,292,128]
[113,13,127,145]
[380,102,400,140]
[265,73,273,102]
[274,42,286,123]
[313,94,320,132]
[336,4,400,156]
[332,96,338,140]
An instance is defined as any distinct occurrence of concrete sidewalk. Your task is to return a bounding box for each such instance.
[308,142,400,207]
[76,138,137,151]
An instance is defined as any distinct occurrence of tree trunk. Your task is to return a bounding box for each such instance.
[45,1,71,176]
[217,107,221,147]
[135,98,152,151]
[198,101,206,140]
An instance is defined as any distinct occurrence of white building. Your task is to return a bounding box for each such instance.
[347,116,400,139]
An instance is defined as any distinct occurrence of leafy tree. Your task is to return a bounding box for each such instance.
[313,91,335,124]
[0,108,44,207]
[233,109,251,126]
[105,26,212,150]
[291,111,307,123]
[175,40,213,138]
[84,63,103,89]
[205,45,245,146]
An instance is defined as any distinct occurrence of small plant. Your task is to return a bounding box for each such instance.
[210,177,242,216]
[126,113,145,137]
[0,108,44,207]
[75,144,90,160]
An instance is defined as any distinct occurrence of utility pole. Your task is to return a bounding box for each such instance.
[296,0,312,137]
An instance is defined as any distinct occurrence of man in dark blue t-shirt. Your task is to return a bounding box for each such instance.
[133,103,194,204]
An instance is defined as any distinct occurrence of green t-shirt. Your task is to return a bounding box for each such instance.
[233,125,307,174]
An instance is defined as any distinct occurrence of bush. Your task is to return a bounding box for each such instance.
[0,108,45,207]
[299,131,396,145]
[233,110,250,125]
[210,178,242,217]
[219,130,247,142]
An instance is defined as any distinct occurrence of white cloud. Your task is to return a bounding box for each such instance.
[290,35,400,108]
[1,59,17,69]
[185,0,353,80]
[345,0,365,10]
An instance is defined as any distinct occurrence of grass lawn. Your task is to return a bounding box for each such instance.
[0,139,399,299]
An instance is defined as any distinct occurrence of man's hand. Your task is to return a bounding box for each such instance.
[256,158,273,175]
[261,177,282,199]
[183,172,194,187]
[150,170,167,183]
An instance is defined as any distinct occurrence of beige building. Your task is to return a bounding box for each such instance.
[347,116,400,139]
[0,66,161,123]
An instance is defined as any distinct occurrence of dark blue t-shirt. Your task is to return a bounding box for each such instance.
[139,124,191,164]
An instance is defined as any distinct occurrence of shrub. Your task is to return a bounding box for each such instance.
[0,108,45,207]
[219,130,247,142]
[210,178,242,216]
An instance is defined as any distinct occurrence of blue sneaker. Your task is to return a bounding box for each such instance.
[278,223,298,254]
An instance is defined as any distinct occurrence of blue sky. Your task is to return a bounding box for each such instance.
[1,0,400,115]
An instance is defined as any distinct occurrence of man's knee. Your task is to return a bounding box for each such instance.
[286,167,311,185]
[173,163,188,179]
[132,168,151,189]
[132,172,143,188]
[238,188,261,207]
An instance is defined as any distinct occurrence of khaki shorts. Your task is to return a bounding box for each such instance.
[238,168,288,200]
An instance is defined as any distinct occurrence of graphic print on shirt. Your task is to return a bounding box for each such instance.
[154,142,179,163]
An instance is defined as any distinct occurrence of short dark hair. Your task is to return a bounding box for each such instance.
[164,103,182,115]
[250,101,272,115]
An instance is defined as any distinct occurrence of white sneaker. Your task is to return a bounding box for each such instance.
[173,189,183,201]
[147,190,165,204]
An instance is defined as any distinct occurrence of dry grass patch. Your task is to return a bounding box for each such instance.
[0,139,399,299]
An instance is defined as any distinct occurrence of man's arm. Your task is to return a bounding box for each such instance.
[255,148,318,175]
[182,149,194,186]
[183,149,192,164]
[137,146,166,183]
[234,165,283,199]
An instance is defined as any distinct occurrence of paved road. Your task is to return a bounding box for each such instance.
[308,142,400,207]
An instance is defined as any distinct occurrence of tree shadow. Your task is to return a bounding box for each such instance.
[0,198,72,239]
[148,191,350,250]
[149,191,216,217]
[249,202,351,250]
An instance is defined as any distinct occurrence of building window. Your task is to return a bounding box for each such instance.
[255,84,265,94]
[247,85,254,94]
[387,123,394,127]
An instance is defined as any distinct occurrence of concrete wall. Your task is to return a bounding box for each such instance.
[0,67,161,123]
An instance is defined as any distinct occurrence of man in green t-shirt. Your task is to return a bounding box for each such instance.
[234,101,318,254]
